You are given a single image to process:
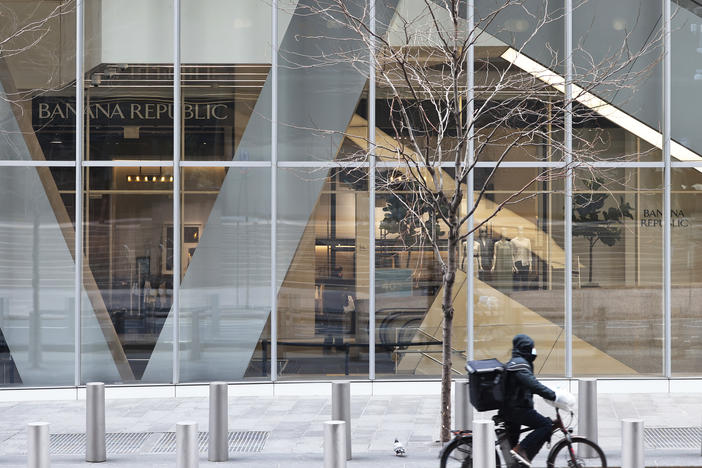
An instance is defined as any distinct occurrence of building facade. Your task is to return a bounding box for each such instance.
[0,0,699,387]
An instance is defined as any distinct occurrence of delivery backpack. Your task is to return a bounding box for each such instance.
[466,358,506,411]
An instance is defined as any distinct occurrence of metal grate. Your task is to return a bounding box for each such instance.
[49,432,153,455]
[150,431,269,454]
[644,427,701,449]
[38,431,268,455]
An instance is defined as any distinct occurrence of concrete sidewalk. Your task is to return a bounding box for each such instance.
[0,390,700,467]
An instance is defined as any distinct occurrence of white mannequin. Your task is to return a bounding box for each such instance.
[491,228,516,291]
[511,226,532,269]
[473,240,480,275]
[492,228,516,272]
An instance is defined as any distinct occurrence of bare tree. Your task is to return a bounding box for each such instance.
[278,0,663,442]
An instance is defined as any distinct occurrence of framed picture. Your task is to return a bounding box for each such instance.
[162,224,200,275]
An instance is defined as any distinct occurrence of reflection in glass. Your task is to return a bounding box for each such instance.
[83,167,173,382]
[0,1,75,161]
[85,2,173,161]
[374,168,447,378]
[472,170,565,377]
[572,168,663,376]
[671,168,702,374]
[277,165,369,379]
[178,167,271,382]
[0,167,75,386]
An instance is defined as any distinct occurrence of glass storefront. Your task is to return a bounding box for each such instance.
[0,0,697,386]
[278,165,369,379]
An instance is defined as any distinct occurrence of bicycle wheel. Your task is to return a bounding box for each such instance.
[546,436,607,468]
[440,436,501,468]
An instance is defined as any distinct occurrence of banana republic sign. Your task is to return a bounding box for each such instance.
[32,97,234,127]
[641,209,689,228]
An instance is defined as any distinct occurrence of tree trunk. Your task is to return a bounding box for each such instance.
[440,235,457,442]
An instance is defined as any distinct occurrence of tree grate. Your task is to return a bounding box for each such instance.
[644,427,701,449]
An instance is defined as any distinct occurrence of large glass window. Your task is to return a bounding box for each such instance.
[572,168,663,376]
[0,1,75,161]
[84,0,173,161]
[472,169,565,377]
[672,1,702,158]
[0,167,75,386]
[82,167,173,383]
[277,165,369,379]
[179,167,271,382]
[374,167,447,378]
[182,0,271,162]
[671,167,702,375]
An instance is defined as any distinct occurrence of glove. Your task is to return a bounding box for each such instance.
[553,390,576,411]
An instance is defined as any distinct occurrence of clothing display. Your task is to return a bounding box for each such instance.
[511,236,532,267]
[493,239,514,291]
[477,234,495,281]
[473,241,480,275]
[514,260,530,290]
[511,236,532,290]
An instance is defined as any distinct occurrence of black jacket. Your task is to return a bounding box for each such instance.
[501,334,556,412]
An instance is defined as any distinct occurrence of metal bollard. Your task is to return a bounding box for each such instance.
[621,419,644,468]
[323,420,346,468]
[86,382,106,462]
[28,422,50,468]
[454,379,473,430]
[577,378,598,458]
[176,422,199,468]
[472,420,495,468]
[208,382,228,462]
[331,381,351,460]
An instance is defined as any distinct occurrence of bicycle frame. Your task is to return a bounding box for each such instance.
[443,408,605,468]
[494,409,572,468]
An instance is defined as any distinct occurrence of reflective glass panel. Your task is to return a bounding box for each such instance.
[671,167,702,375]
[277,165,369,379]
[182,0,270,161]
[0,1,75,161]
[82,166,173,383]
[572,168,663,376]
[178,167,271,382]
[472,169,565,377]
[84,0,173,161]
[0,167,75,386]
[672,1,702,159]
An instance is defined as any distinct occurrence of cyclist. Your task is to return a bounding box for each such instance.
[499,334,573,467]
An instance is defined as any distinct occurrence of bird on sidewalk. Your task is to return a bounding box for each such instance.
[393,438,406,457]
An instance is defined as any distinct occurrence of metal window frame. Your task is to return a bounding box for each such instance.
[271,0,279,382]
[75,0,84,387]
[565,0,573,379]
[663,0,672,378]
[369,0,377,381]
[172,0,182,385]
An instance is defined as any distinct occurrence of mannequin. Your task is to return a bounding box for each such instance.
[492,228,515,292]
[511,226,532,290]
[473,240,480,275]
[476,226,495,281]
[460,239,480,276]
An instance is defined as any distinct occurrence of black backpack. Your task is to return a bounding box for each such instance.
[466,358,506,411]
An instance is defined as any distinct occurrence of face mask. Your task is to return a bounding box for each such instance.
[527,347,537,362]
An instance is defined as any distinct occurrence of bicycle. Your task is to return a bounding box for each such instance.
[439,407,606,468]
